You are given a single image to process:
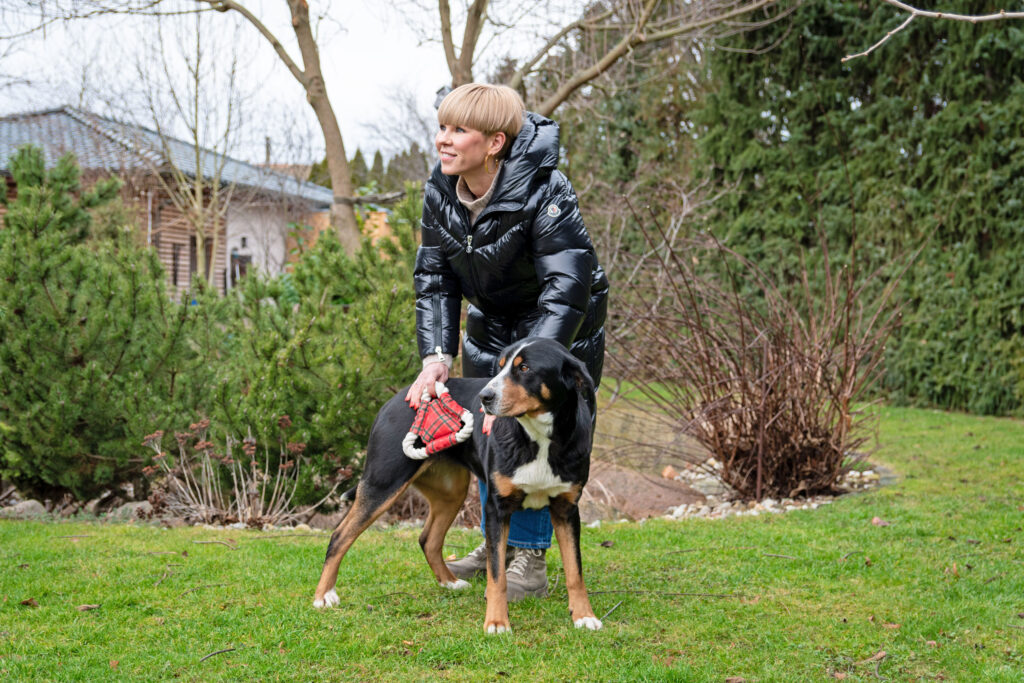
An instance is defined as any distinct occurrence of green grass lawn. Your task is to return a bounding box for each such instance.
[2,406,1023,681]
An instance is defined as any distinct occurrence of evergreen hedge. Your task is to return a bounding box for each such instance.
[691,0,1024,414]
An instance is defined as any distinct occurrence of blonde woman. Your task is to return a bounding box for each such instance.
[405,83,608,600]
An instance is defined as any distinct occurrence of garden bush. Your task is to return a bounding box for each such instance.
[0,146,197,500]
[160,189,424,506]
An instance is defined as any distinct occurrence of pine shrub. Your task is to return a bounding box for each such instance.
[0,146,196,499]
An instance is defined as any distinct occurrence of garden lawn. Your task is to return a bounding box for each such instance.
[1,406,1022,681]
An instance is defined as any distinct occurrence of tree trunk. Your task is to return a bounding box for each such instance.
[288,0,361,252]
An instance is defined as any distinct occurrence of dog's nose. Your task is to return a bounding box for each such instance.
[479,386,496,411]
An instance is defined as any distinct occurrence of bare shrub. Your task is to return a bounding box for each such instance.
[142,418,348,526]
[608,213,910,500]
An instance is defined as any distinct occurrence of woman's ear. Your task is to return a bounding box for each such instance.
[488,131,506,157]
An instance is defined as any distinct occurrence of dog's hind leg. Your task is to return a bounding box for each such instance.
[312,463,428,608]
[412,461,470,589]
[550,492,602,631]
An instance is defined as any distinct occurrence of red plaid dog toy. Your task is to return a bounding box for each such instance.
[402,382,474,460]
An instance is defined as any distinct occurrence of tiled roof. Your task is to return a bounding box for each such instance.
[0,106,334,208]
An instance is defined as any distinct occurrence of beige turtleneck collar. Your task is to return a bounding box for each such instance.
[455,162,502,225]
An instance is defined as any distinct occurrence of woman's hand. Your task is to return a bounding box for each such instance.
[405,362,450,410]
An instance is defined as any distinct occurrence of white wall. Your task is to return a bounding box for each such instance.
[225,203,292,285]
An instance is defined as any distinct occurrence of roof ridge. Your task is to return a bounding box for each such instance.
[61,105,164,167]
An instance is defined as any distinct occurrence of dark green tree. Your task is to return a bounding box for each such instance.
[691,0,1024,414]
[0,146,197,499]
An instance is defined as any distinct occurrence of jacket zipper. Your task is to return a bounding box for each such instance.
[431,274,442,352]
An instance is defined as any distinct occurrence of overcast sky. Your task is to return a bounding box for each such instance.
[0,1,461,163]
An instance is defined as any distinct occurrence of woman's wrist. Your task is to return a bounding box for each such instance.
[422,347,453,370]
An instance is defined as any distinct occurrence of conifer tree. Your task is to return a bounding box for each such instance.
[691,0,1024,414]
[0,146,196,498]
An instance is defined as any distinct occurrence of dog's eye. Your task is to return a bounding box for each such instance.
[519,363,529,373]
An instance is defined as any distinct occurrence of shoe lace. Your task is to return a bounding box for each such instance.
[467,542,488,561]
[507,548,541,575]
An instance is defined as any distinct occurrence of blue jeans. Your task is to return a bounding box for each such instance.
[478,479,552,549]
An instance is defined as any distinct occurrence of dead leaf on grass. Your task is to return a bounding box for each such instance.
[871,516,892,527]
[109,660,118,669]
[17,564,28,570]
[883,623,900,630]
[858,650,887,664]
[926,640,939,647]
[76,604,100,611]
[20,598,38,608]
[832,673,848,680]
[600,540,614,548]
[725,677,746,683]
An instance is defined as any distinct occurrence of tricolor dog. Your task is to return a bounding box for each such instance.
[312,338,602,633]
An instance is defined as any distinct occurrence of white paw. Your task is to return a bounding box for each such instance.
[574,616,603,630]
[486,624,511,634]
[441,579,470,590]
[313,588,339,609]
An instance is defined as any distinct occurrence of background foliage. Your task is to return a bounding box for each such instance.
[0,146,198,499]
[557,0,1024,416]
[0,147,421,502]
[687,0,1024,414]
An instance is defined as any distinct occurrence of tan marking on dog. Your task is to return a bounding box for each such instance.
[512,355,524,368]
[551,513,599,626]
[540,383,551,400]
[484,524,512,633]
[491,472,522,498]
[498,355,507,369]
[314,461,432,604]
[413,461,471,586]
[500,377,544,416]
[556,484,582,506]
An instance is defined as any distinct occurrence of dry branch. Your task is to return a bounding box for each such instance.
[844,0,1024,62]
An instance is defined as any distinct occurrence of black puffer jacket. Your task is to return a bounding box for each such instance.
[414,112,609,385]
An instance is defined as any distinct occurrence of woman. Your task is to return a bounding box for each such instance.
[405,83,608,600]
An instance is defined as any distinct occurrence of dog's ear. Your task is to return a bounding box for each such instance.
[562,353,595,406]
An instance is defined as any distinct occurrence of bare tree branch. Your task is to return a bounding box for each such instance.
[843,0,1024,62]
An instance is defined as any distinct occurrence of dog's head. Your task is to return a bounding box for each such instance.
[479,338,595,419]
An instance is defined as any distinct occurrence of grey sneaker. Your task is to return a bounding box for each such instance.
[446,541,489,580]
[506,547,549,601]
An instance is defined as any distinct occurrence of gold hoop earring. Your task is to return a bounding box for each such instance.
[485,154,496,174]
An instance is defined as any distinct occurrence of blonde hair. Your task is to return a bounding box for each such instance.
[437,83,525,158]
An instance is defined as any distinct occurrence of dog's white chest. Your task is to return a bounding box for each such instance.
[511,456,572,509]
[511,414,571,509]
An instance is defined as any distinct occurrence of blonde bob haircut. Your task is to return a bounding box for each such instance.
[438,83,525,159]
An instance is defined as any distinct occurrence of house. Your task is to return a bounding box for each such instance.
[0,106,334,295]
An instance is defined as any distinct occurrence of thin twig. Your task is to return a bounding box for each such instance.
[59,535,92,539]
[198,648,236,663]
[600,600,624,622]
[588,589,740,599]
[177,583,228,597]
[764,553,797,559]
[192,540,238,549]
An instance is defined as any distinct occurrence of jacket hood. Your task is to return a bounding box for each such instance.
[429,111,560,211]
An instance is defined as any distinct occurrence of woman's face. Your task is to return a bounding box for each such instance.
[435,122,502,177]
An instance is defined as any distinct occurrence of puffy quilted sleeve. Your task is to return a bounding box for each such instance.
[414,197,463,360]
[528,175,596,346]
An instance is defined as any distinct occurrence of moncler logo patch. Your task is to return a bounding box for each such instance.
[546,204,561,218]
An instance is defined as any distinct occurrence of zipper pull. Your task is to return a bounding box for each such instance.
[465,235,473,254]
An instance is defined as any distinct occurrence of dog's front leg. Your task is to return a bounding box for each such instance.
[550,494,602,630]
[483,499,512,634]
